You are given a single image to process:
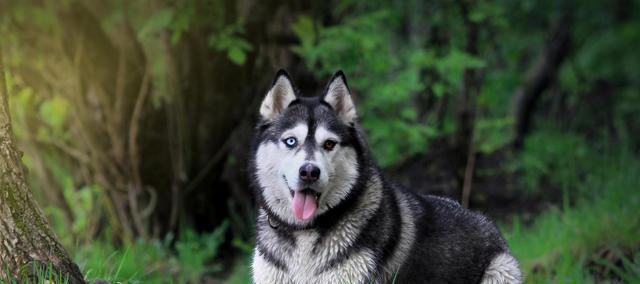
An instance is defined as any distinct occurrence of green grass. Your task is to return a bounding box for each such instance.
[505,133,640,283]
[73,221,230,283]
[1,262,69,284]
[74,238,166,283]
[226,258,252,284]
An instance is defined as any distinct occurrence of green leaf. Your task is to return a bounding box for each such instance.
[401,108,417,120]
[292,15,316,50]
[469,10,485,23]
[39,96,69,129]
[138,8,174,39]
[228,47,246,65]
[432,82,446,98]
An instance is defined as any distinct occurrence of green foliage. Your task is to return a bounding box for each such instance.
[75,220,229,283]
[174,220,229,282]
[75,237,166,283]
[474,116,513,154]
[593,249,640,283]
[291,15,316,57]
[207,22,253,65]
[45,182,103,248]
[64,184,101,236]
[291,1,526,166]
[225,247,253,284]
[38,95,69,131]
[137,1,253,65]
[138,8,175,39]
[510,128,591,195]
[505,132,640,282]
[292,10,451,166]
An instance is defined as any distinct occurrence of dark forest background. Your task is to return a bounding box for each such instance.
[1,0,639,283]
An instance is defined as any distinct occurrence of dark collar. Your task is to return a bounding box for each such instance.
[263,209,316,232]
[267,214,280,229]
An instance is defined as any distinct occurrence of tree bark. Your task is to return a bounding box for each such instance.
[0,41,85,284]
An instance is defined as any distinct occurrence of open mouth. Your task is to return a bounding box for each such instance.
[289,188,321,200]
[283,176,321,221]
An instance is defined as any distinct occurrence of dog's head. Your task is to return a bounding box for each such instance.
[252,70,363,226]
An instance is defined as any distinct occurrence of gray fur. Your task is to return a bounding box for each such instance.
[250,70,522,283]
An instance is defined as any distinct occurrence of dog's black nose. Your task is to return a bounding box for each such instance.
[299,163,320,182]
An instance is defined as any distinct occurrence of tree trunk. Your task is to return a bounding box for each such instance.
[0,42,85,284]
[512,10,572,149]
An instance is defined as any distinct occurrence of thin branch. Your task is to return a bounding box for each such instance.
[457,0,481,207]
[182,137,232,196]
[127,67,151,239]
[461,138,476,208]
[128,69,150,185]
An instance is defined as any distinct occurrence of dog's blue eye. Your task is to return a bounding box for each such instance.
[284,137,297,148]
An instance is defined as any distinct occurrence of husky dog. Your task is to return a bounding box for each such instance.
[250,70,522,284]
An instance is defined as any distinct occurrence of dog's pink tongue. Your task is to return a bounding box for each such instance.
[292,191,317,220]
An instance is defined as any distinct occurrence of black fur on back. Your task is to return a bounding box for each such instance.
[395,190,508,283]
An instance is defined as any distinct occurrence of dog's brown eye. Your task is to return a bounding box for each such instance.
[323,140,337,151]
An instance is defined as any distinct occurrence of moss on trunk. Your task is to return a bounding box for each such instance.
[0,38,85,284]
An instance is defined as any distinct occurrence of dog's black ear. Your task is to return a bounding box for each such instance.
[323,70,357,124]
[260,69,297,121]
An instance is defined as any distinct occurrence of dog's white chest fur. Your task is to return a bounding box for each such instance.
[252,229,376,284]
